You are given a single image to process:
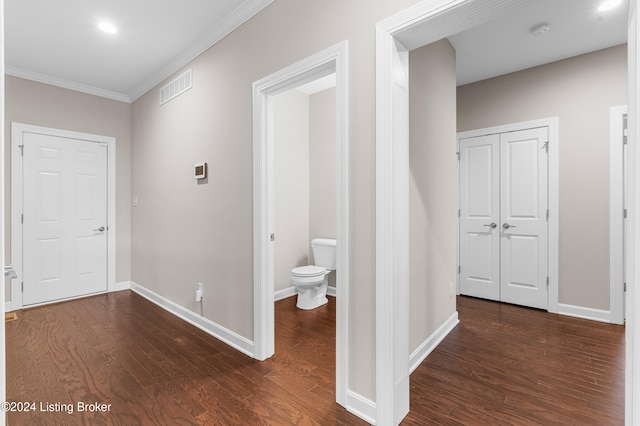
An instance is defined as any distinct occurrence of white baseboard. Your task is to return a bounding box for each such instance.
[115,281,132,291]
[346,390,377,425]
[558,303,611,323]
[274,286,297,301]
[274,285,337,302]
[409,311,459,374]
[130,282,254,357]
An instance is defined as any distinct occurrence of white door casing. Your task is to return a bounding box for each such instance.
[11,123,117,311]
[22,132,108,306]
[459,134,500,301]
[499,127,548,310]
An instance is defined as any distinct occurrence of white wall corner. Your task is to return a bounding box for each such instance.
[557,303,612,323]
[409,311,459,374]
[4,302,11,313]
[130,282,254,357]
[346,390,377,425]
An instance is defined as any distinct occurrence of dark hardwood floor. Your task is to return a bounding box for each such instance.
[5,292,625,425]
[405,296,625,426]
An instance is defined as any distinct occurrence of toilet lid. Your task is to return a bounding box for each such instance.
[291,265,326,277]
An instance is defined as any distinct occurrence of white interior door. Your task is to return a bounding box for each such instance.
[22,131,108,306]
[459,126,548,310]
[499,128,548,309]
[459,134,500,300]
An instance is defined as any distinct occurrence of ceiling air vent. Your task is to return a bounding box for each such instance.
[160,69,192,105]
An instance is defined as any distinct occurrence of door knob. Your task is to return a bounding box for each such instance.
[502,223,516,229]
[483,222,497,229]
[94,226,106,232]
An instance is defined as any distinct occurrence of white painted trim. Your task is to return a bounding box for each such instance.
[4,303,10,314]
[456,117,560,314]
[10,123,117,311]
[115,281,133,292]
[128,0,274,102]
[627,2,640,423]
[5,66,131,103]
[346,391,377,426]
[409,312,459,374]
[274,286,297,301]
[274,286,337,302]
[611,105,628,325]
[558,304,612,324]
[130,282,254,357]
[252,41,350,407]
[0,2,6,420]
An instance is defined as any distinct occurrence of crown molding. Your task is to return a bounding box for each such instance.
[5,66,131,103]
[127,0,274,102]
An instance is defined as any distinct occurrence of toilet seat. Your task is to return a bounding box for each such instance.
[291,265,326,277]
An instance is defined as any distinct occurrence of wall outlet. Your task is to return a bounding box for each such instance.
[449,282,454,297]
[195,283,204,302]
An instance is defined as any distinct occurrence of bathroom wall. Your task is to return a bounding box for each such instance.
[457,44,627,311]
[4,75,132,304]
[273,86,337,293]
[273,89,310,292]
[408,39,458,355]
[309,87,337,269]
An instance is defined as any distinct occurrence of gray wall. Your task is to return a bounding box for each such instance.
[4,75,132,302]
[457,44,627,311]
[130,0,421,400]
[409,40,458,354]
[273,89,310,292]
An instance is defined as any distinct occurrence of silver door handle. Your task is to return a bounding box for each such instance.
[502,223,516,229]
[483,222,497,229]
[4,265,17,279]
[94,226,106,232]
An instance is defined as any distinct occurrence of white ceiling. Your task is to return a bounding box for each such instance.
[448,0,629,86]
[3,0,629,102]
[4,0,273,102]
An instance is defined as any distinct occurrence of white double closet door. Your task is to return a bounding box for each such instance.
[459,126,548,310]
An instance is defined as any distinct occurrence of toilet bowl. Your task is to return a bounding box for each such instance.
[290,238,336,310]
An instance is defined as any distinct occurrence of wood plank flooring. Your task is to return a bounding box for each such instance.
[5,292,625,425]
[5,291,363,425]
[405,296,625,426]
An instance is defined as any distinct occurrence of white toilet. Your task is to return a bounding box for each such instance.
[290,238,336,310]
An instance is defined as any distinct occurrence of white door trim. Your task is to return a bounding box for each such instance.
[251,41,349,407]
[456,118,559,313]
[611,105,628,325]
[10,123,117,310]
[627,1,640,422]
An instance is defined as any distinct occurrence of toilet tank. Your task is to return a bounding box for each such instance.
[311,238,337,270]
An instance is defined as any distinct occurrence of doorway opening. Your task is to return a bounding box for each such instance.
[376,0,634,424]
[252,41,349,407]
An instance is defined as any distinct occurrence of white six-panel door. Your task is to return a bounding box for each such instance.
[22,131,108,306]
[459,127,548,310]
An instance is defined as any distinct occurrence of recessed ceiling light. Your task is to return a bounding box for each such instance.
[599,0,622,12]
[98,21,118,34]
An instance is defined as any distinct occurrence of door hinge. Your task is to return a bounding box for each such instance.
[270,233,275,242]
[21,282,23,292]
[624,209,628,219]
[546,277,549,287]
[624,128,628,144]
[458,209,461,218]
[456,152,460,160]
[18,144,24,156]
[458,265,461,274]
[21,214,24,224]
[624,282,627,292]
[546,209,549,221]
[542,141,549,153]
